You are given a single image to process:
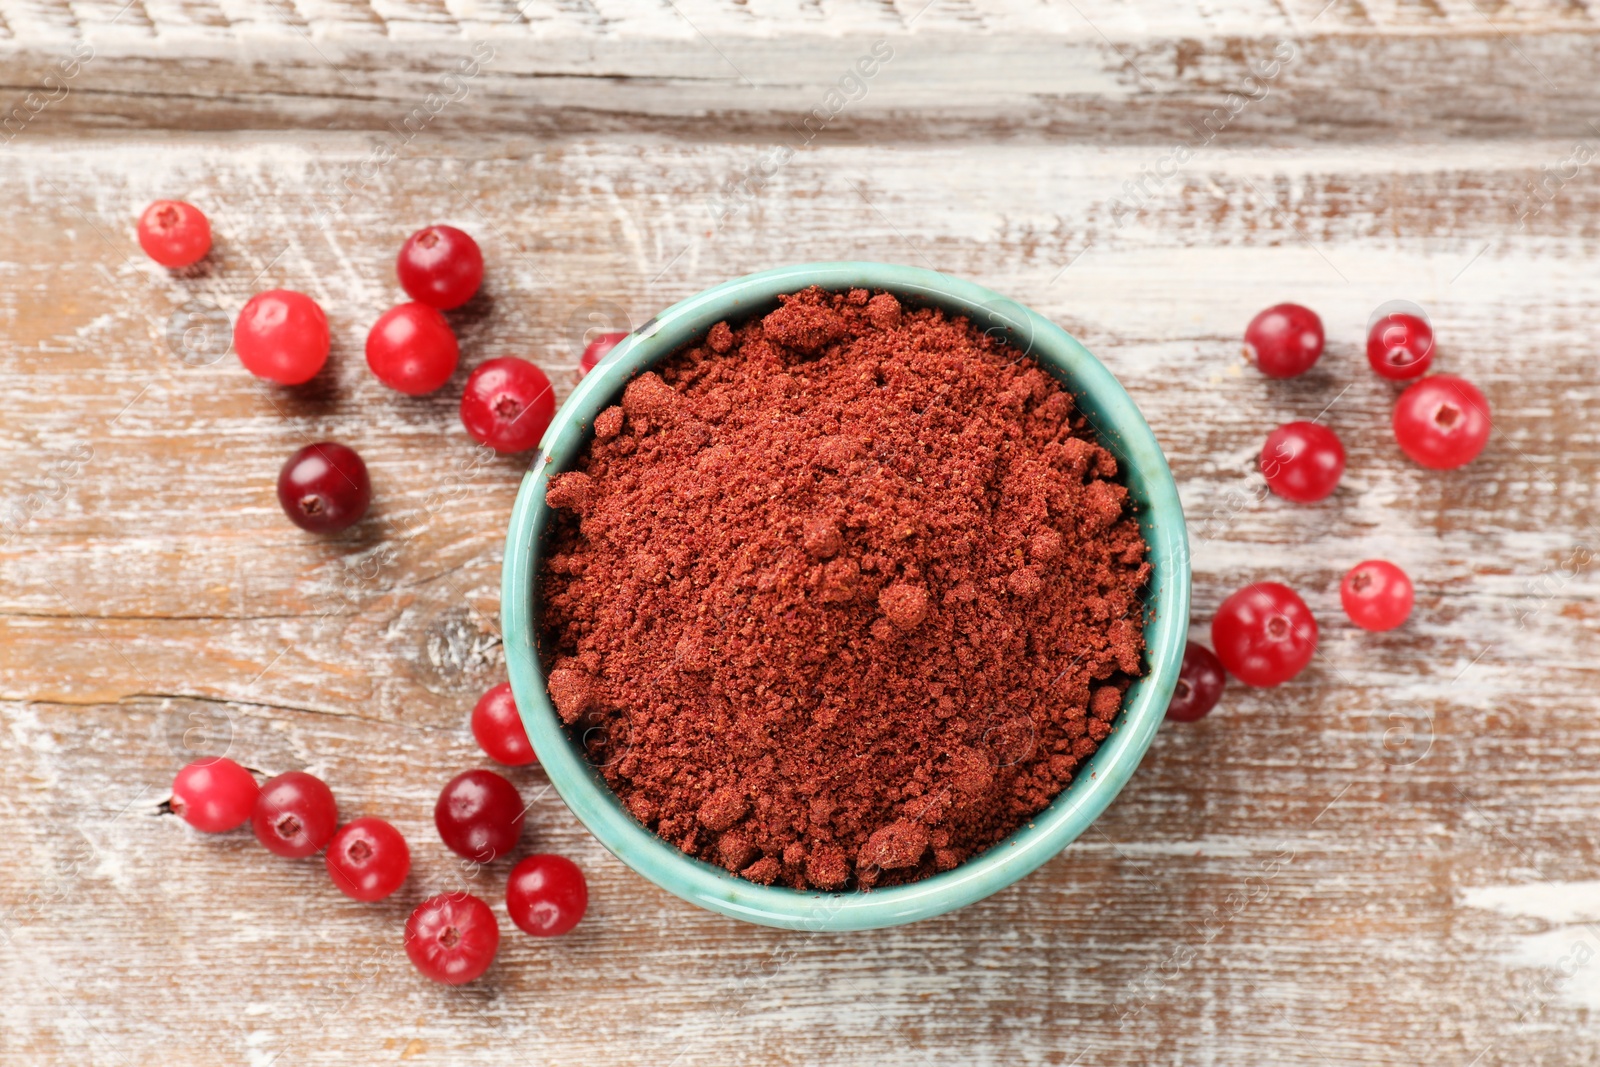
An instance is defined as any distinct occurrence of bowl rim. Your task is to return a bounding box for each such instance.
[502,261,1189,931]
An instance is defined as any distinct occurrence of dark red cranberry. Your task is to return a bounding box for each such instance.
[252,771,338,858]
[276,442,371,534]
[1261,421,1345,503]
[1367,311,1434,380]
[1167,641,1225,722]
[1244,303,1324,378]
[460,357,555,454]
[434,769,525,863]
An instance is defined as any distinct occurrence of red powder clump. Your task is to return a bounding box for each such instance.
[539,287,1148,890]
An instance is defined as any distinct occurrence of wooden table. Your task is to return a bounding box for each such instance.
[4,3,1600,1063]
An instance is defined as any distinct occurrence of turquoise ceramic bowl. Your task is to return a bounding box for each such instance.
[502,262,1189,931]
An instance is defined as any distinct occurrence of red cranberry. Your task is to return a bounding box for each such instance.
[170,757,258,832]
[1393,375,1491,469]
[366,303,459,396]
[397,225,483,310]
[460,357,555,454]
[252,771,339,858]
[506,854,588,937]
[1341,560,1414,632]
[1261,421,1345,503]
[472,682,537,767]
[137,200,211,268]
[1367,311,1434,380]
[277,442,371,534]
[1243,303,1324,378]
[435,769,525,863]
[325,817,411,902]
[1211,582,1318,687]
[405,893,499,984]
[235,290,330,385]
[579,332,628,377]
[1167,641,1226,722]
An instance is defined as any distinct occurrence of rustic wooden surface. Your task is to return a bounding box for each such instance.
[4,4,1600,1064]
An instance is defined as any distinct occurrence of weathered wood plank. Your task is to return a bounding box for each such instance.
[3,133,1600,1065]
[1,13,1599,141]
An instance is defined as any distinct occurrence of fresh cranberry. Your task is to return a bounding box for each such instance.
[472,682,537,767]
[170,757,258,832]
[1167,641,1226,722]
[397,225,483,310]
[1393,375,1491,469]
[325,817,411,902]
[1243,303,1324,378]
[506,855,588,937]
[137,200,211,268]
[277,442,371,533]
[235,290,330,385]
[252,771,339,858]
[405,893,499,984]
[1211,582,1318,687]
[1341,560,1414,632]
[1367,311,1434,380]
[435,769,525,863]
[579,332,628,377]
[366,303,459,395]
[460,357,555,454]
[1261,421,1345,503]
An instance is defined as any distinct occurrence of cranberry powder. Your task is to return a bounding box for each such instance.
[539,287,1149,890]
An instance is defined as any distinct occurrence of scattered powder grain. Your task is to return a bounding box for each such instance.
[539,286,1148,890]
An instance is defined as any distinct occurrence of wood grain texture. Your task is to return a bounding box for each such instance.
[4,55,1600,1067]
[2,1,1600,142]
